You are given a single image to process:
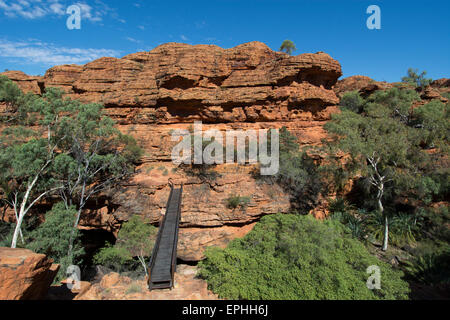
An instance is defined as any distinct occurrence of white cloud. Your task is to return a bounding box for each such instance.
[0,0,47,18]
[0,0,120,22]
[0,38,121,66]
[75,2,102,22]
[180,35,188,41]
[49,2,64,15]
[125,37,141,44]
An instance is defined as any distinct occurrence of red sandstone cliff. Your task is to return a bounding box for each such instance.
[2,41,345,260]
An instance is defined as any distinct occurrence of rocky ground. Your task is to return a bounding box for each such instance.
[47,265,219,300]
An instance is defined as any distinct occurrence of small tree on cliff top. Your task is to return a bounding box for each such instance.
[280,40,297,55]
[401,68,432,89]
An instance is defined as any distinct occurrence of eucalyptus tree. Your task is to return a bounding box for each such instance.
[0,81,77,248]
[1,76,142,257]
[52,102,142,262]
[279,40,297,55]
[324,88,436,251]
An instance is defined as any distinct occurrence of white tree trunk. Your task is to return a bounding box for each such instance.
[378,186,389,251]
[138,254,148,276]
[367,154,390,252]
[382,213,389,251]
[11,174,39,248]
[13,207,24,244]
[67,180,86,263]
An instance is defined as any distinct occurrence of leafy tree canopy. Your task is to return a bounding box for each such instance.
[324,87,449,250]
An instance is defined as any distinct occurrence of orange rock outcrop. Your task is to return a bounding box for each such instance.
[0,247,59,300]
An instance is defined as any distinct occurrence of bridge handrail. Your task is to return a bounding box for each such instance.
[148,183,174,279]
[170,184,183,278]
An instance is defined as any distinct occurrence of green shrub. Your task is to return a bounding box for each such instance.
[274,127,323,212]
[404,249,450,285]
[365,87,420,124]
[364,211,422,247]
[412,100,449,148]
[94,215,157,276]
[390,213,422,246]
[340,91,365,113]
[94,244,135,272]
[0,75,22,105]
[26,203,85,282]
[198,214,409,300]
[328,198,357,215]
[226,194,251,210]
[0,220,14,247]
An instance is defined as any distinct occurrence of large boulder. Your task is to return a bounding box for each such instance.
[0,247,60,300]
[333,75,393,98]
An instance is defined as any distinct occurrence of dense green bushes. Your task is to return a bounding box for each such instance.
[198,214,409,300]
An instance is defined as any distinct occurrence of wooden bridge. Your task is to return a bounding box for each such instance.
[148,181,183,290]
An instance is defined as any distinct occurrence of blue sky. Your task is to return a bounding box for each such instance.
[0,0,448,82]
